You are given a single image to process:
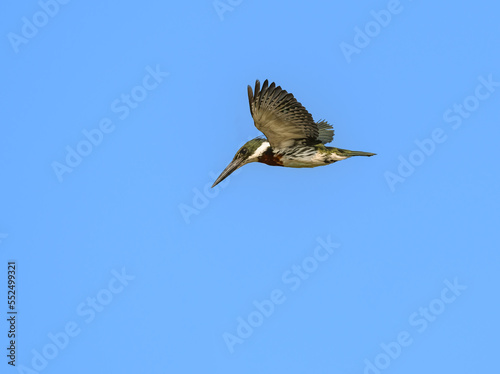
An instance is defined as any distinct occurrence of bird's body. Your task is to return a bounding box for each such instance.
[250,139,374,168]
[212,80,375,188]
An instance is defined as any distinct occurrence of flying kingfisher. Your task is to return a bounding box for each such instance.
[212,79,375,188]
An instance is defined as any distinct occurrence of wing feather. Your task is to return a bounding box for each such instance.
[247,79,331,149]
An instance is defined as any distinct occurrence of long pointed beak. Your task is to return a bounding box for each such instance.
[212,158,244,188]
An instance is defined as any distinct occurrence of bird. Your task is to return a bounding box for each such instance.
[212,79,375,188]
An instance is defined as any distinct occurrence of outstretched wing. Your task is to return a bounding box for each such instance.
[248,80,332,149]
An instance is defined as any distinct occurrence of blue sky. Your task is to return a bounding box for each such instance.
[1,1,499,373]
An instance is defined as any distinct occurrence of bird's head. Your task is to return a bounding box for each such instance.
[212,137,268,188]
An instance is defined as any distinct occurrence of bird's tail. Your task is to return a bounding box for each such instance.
[335,148,376,157]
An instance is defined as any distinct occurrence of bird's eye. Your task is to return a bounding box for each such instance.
[240,148,248,155]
